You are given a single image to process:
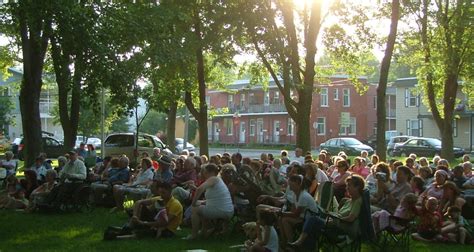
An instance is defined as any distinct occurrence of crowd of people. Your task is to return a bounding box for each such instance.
[1,143,474,251]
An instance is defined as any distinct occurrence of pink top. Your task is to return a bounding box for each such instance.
[425,184,444,200]
[352,166,370,179]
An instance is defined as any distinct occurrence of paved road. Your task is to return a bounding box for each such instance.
[196,147,320,159]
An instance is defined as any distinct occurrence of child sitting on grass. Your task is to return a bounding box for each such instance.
[441,206,472,244]
[412,197,443,242]
[245,210,279,252]
[372,193,418,233]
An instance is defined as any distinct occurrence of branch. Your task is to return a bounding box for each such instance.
[184,90,199,119]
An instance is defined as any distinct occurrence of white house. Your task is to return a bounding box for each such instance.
[392,77,473,151]
[0,68,63,140]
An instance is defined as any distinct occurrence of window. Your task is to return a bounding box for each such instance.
[249,93,257,104]
[343,88,350,107]
[333,88,339,100]
[316,117,326,135]
[404,88,420,107]
[227,94,234,108]
[206,96,210,107]
[264,91,270,105]
[320,88,328,107]
[339,117,356,135]
[225,118,233,135]
[453,119,458,137]
[44,137,60,147]
[406,119,423,136]
[373,96,377,109]
[240,93,245,108]
[105,135,134,147]
[273,91,280,104]
[138,135,154,148]
[287,118,295,136]
[250,119,256,136]
[207,121,212,140]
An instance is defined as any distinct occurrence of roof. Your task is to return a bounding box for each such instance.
[0,68,23,87]
[390,77,418,88]
[213,75,369,92]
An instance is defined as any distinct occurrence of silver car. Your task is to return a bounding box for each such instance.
[103,133,172,159]
[175,138,195,154]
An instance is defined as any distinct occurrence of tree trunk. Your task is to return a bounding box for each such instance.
[17,1,51,167]
[51,37,82,153]
[440,74,458,161]
[184,9,209,157]
[166,101,177,153]
[376,0,400,161]
[19,78,43,167]
[294,103,311,153]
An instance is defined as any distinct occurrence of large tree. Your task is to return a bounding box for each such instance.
[404,0,473,160]
[238,0,323,152]
[1,1,53,166]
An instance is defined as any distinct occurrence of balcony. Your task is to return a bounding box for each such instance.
[248,103,287,113]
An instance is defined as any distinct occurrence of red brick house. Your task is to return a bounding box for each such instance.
[207,76,377,148]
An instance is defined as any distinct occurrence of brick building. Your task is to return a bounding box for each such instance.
[207,76,377,149]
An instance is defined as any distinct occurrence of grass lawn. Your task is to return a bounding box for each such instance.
[0,208,470,252]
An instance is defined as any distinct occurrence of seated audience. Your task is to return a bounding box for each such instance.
[333,159,351,202]
[122,181,183,239]
[155,156,174,183]
[412,197,443,242]
[372,193,418,233]
[276,175,319,244]
[463,161,473,179]
[185,163,234,240]
[419,169,448,201]
[0,174,28,209]
[1,151,18,176]
[26,169,58,211]
[372,165,412,213]
[111,158,155,212]
[288,175,365,250]
[245,210,279,252]
[439,181,465,215]
[28,157,47,183]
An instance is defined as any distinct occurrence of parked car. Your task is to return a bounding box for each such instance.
[103,133,173,160]
[18,136,65,161]
[75,135,87,149]
[319,137,374,156]
[86,137,102,149]
[387,136,413,156]
[392,137,465,158]
[175,138,195,154]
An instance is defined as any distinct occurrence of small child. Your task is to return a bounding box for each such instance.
[412,197,443,242]
[245,210,279,252]
[372,193,418,233]
[441,206,470,244]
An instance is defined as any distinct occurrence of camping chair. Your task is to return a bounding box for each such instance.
[317,181,338,213]
[320,189,376,252]
[379,215,414,251]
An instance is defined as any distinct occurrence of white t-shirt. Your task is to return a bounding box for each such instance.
[316,169,329,183]
[264,226,279,252]
[132,168,154,186]
[296,190,319,218]
[292,156,305,165]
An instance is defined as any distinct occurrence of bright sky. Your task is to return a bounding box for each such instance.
[235,0,389,65]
